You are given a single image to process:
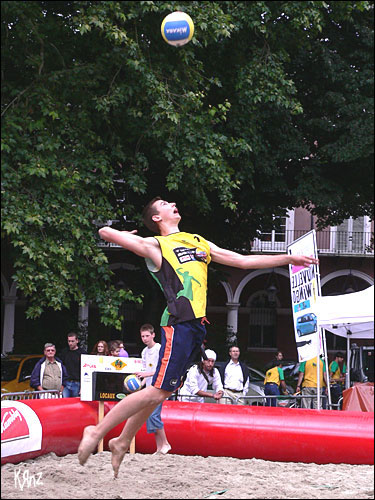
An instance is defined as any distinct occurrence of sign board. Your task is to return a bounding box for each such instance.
[80,355,143,402]
[287,230,322,362]
[1,401,42,458]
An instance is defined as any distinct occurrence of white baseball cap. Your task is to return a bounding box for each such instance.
[203,349,217,361]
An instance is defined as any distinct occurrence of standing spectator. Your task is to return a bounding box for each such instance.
[91,340,109,356]
[30,343,68,395]
[296,356,328,409]
[59,332,87,398]
[329,352,346,409]
[263,360,288,407]
[218,346,249,405]
[179,349,224,403]
[108,340,121,357]
[135,324,171,454]
[114,340,129,358]
[264,350,284,371]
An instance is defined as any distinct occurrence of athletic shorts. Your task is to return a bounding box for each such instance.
[152,318,206,392]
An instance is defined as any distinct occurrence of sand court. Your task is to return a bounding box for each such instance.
[1,451,374,499]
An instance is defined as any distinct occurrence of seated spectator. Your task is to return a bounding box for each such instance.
[91,340,109,356]
[264,359,288,407]
[178,349,224,403]
[30,343,69,395]
[114,339,129,357]
[329,352,346,409]
[108,340,120,357]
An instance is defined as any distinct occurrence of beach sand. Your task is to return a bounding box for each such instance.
[1,451,374,499]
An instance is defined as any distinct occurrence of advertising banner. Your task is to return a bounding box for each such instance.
[287,230,322,362]
[1,401,42,458]
[80,354,143,401]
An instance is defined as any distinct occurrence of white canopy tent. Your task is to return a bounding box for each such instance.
[317,285,374,391]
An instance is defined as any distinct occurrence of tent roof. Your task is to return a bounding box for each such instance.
[317,286,374,339]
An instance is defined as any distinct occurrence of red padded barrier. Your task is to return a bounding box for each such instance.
[2,398,374,465]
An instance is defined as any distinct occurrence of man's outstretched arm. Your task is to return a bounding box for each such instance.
[98,227,161,268]
[208,241,318,269]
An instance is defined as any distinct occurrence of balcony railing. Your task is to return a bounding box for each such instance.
[252,230,374,256]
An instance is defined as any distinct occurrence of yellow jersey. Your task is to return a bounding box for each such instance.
[147,232,211,326]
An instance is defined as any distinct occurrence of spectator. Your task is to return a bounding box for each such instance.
[329,352,346,409]
[264,350,284,371]
[108,340,121,357]
[59,332,87,398]
[91,340,109,356]
[30,343,68,395]
[114,339,129,358]
[179,349,224,403]
[135,324,171,454]
[263,360,288,407]
[218,346,249,405]
[296,355,328,409]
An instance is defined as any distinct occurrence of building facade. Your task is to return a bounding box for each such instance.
[2,208,374,366]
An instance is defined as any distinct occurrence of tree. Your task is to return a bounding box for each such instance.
[2,1,373,327]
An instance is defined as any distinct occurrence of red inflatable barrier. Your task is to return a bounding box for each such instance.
[2,398,374,465]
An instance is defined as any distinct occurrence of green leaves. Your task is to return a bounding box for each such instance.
[1,0,373,327]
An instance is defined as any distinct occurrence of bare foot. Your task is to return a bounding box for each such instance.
[108,437,129,479]
[156,443,171,455]
[78,426,100,466]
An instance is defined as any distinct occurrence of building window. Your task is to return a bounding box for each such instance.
[248,292,277,348]
[330,216,372,254]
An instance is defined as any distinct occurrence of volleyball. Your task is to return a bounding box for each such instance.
[161,11,194,47]
[124,374,142,393]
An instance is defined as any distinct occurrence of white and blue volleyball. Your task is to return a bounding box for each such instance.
[124,374,142,393]
[161,11,194,47]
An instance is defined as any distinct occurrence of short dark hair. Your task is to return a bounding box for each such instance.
[335,352,344,359]
[140,323,155,334]
[67,332,78,340]
[142,197,161,233]
[108,340,120,353]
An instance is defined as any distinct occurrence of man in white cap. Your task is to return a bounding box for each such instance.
[178,349,224,403]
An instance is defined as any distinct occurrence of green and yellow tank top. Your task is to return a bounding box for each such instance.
[329,361,346,383]
[264,366,284,385]
[301,357,326,387]
[146,232,211,326]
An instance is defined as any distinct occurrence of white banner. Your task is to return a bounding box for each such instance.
[80,354,143,401]
[287,230,322,362]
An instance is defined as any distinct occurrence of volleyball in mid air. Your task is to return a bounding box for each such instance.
[161,11,194,47]
[124,374,142,393]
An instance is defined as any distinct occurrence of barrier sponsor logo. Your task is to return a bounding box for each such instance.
[1,407,30,443]
[1,401,42,459]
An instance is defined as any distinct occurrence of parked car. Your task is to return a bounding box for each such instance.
[296,313,318,337]
[1,354,42,394]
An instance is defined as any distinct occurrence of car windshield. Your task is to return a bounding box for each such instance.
[1,360,19,381]
[249,367,265,382]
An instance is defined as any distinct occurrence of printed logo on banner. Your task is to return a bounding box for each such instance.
[111,359,127,370]
[1,407,30,443]
[1,401,42,459]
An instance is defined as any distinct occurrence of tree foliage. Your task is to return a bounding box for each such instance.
[1,1,373,326]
